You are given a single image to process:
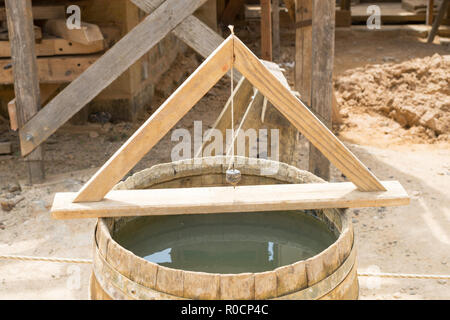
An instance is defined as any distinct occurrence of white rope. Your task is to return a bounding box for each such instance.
[358,272,450,280]
[228,25,236,171]
[0,255,92,265]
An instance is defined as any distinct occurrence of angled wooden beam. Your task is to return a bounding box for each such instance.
[19,0,209,157]
[232,36,386,192]
[131,0,224,59]
[52,181,409,219]
[73,36,233,203]
[131,0,238,79]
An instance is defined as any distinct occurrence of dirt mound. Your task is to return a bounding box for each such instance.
[335,54,450,143]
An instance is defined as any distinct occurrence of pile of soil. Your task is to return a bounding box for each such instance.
[335,54,450,143]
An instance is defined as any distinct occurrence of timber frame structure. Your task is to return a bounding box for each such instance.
[51,34,409,219]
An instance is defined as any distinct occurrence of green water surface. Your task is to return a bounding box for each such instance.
[114,211,337,274]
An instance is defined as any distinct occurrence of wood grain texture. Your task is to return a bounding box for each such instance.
[309,0,335,180]
[261,0,273,61]
[72,36,233,203]
[295,0,312,105]
[43,19,104,46]
[0,55,101,84]
[130,0,234,78]
[0,37,105,58]
[52,181,409,219]
[5,0,44,183]
[0,4,65,21]
[233,36,386,192]
[19,0,209,157]
[221,0,246,25]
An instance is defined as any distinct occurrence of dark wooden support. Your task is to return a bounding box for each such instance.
[5,0,45,184]
[222,0,245,25]
[427,0,434,25]
[272,0,280,61]
[295,0,312,106]
[428,0,449,43]
[261,0,273,61]
[309,0,335,181]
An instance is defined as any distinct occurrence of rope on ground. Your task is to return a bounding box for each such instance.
[0,255,449,280]
[0,255,92,265]
[357,272,450,280]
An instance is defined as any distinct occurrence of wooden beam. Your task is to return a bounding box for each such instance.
[0,55,101,84]
[0,37,105,58]
[0,142,11,155]
[309,0,335,180]
[19,0,210,157]
[283,0,296,21]
[272,0,281,60]
[5,0,44,184]
[43,19,104,46]
[0,5,65,21]
[52,181,409,220]
[233,36,386,192]
[7,99,18,131]
[261,0,273,61]
[73,36,233,203]
[295,0,312,106]
[130,0,228,68]
[222,0,245,25]
[427,0,434,25]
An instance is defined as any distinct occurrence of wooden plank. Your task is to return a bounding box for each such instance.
[309,0,335,180]
[130,0,227,65]
[52,181,410,219]
[352,3,426,23]
[0,142,11,155]
[5,0,44,184]
[0,5,65,21]
[273,0,281,60]
[0,55,101,84]
[43,19,104,46]
[233,36,386,192]
[283,0,296,21]
[0,25,41,40]
[73,36,233,203]
[295,0,312,106]
[0,37,105,58]
[7,99,18,131]
[19,0,210,157]
[427,0,434,25]
[222,0,245,25]
[261,0,273,61]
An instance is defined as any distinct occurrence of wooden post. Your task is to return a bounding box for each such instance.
[272,0,280,61]
[309,0,335,181]
[341,0,350,11]
[427,0,434,26]
[261,0,273,61]
[295,0,312,106]
[5,0,45,184]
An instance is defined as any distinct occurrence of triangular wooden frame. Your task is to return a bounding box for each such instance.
[51,35,410,219]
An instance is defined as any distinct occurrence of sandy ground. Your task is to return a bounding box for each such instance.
[0,26,449,299]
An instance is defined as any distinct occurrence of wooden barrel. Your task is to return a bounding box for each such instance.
[90,156,358,300]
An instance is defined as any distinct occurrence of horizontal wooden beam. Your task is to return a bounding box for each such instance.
[51,181,410,219]
[0,5,65,21]
[43,19,104,46]
[0,54,101,84]
[0,37,105,58]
